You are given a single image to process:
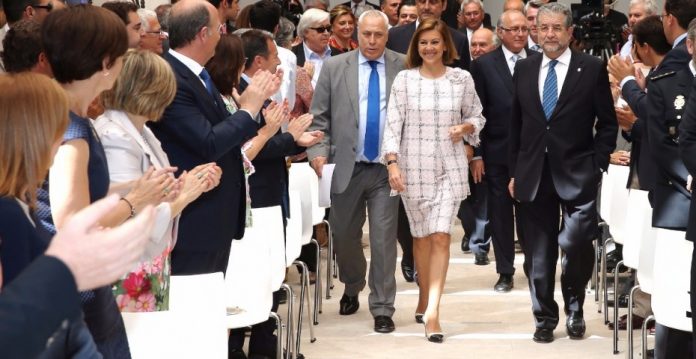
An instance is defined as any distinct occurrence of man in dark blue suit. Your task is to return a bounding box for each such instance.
[470,9,538,293]
[149,0,280,275]
[386,0,470,70]
[508,3,617,343]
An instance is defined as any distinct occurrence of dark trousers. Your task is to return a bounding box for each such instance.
[654,323,693,359]
[517,161,597,329]
[171,246,232,275]
[228,291,282,358]
[397,200,414,266]
[691,248,696,358]
[457,176,490,255]
[486,164,522,275]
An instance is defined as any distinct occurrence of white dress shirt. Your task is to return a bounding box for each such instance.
[538,47,571,101]
[528,36,540,52]
[0,23,9,73]
[620,34,633,59]
[356,51,387,162]
[674,32,687,48]
[303,43,332,88]
[169,49,206,89]
[501,45,527,75]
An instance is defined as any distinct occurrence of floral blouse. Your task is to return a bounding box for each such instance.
[114,251,171,312]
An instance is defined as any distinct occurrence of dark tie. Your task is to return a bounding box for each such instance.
[199,68,215,97]
[542,59,558,121]
[364,60,380,161]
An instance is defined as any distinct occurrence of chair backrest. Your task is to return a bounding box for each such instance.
[286,190,303,266]
[636,206,658,294]
[651,229,692,332]
[122,273,228,359]
[622,189,650,269]
[607,165,630,244]
[296,162,326,225]
[599,170,614,223]
[224,206,285,328]
[289,164,315,245]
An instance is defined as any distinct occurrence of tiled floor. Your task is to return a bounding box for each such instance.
[288,221,651,359]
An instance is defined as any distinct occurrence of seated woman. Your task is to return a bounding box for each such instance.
[0,73,100,357]
[96,50,222,312]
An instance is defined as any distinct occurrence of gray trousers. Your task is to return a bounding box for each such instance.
[329,163,399,318]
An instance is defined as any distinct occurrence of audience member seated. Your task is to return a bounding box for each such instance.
[0,19,51,75]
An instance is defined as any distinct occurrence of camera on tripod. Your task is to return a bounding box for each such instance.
[571,0,622,61]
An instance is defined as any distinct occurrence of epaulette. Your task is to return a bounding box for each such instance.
[649,71,677,81]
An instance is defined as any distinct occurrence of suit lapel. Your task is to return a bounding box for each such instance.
[166,52,225,119]
[106,111,167,169]
[345,52,360,124]
[551,51,582,119]
[385,50,399,103]
[492,48,514,94]
[526,55,546,123]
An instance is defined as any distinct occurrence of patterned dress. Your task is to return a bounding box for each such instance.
[381,67,485,237]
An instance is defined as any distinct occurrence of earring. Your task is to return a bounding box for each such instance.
[104,71,110,77]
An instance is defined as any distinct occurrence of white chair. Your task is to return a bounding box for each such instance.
[635,207,658,359]
[122,273,229,359]
[225,206,290,359]
[652,229,692,332]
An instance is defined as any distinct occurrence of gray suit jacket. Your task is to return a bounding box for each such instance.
[307,49,406,194]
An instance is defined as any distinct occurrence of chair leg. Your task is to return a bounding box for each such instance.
[613,260,625,354]
[323,219,333,300]
[627,284,640,359]
[280,283,294,359]
[269,312,283,359]
[641,315,655,359]
[310,238,321,323]
[602,237,615,322]
[293,261,316,357]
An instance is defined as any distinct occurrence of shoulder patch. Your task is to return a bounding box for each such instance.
[649,71,677,81]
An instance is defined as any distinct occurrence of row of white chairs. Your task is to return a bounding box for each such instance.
[121,163,333,359]
[598,164,693,358]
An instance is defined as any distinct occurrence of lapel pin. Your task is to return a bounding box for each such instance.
[577,68,582,72]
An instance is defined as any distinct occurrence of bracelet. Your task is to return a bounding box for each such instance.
[387,160,398,166]
[120,197,135,219]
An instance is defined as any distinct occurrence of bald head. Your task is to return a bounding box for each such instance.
[504,0,524,12]
[169,0,220,63]
[470,27,496,59]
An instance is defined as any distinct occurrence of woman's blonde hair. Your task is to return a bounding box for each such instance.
[0,73,69,207]
[102,49,177,121]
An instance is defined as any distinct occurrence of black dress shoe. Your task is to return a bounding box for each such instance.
[533,328,554,343]
[229,349,248,359]
[339,294,359,315]
[494,274,514,292]
[474,252,490,265]
[374,315,395,333]
[461,236,471,252]
[401,262,415,283]
[566,311,586,339]
[415,313,424,324]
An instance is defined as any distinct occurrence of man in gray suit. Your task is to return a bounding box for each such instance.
[308,9,405,333]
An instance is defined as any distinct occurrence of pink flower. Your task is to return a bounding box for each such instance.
[122,272,151,298]
[135,293,157,312]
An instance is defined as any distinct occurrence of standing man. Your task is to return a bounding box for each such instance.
[458,0,486,41]
[508,3,617,343]
[102,1,144,49]
[397,0,418,26]
[469,27,497,60]
[471,9,537,293]
[381,0,401,28]
[308,10,405,333]
[342,0,379,17]
[150,0,280,275]
[619,0,658,58]
[387,0,470,70]
[525,0,542,52]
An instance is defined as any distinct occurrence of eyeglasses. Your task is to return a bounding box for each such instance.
[31,1,53,11]
[499,26,529,34]
[144,30,166,37]
[310,26,332,33]
[538,25,566,33]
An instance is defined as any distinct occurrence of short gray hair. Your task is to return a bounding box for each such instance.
[276,16,295,48]
[492,33,501,47]
[297,8,330,39]
[497,9,525,28]
[137,8,158,32]
[460,0,484,12]
[537,2,572,28]
[688,18,696,41]
[523,0,543,15]
[358,9,389,27]
[629,0,658,16]
[304,0,328,10]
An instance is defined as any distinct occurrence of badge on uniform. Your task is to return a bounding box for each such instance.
[675,95,686,110]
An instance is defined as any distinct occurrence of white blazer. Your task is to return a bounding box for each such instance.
[95,110,178,260]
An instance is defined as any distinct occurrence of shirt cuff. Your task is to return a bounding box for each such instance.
[472,156,482,161]
[620,76,636,90]
[239,109,258,122]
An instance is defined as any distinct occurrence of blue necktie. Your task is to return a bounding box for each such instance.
[199,68,215,98]
[364,60,380,161]
[542,60,558,121]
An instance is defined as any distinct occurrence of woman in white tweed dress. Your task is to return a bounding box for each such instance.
[381,18,485,343]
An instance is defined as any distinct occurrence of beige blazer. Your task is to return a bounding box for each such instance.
[95,110,178,260]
